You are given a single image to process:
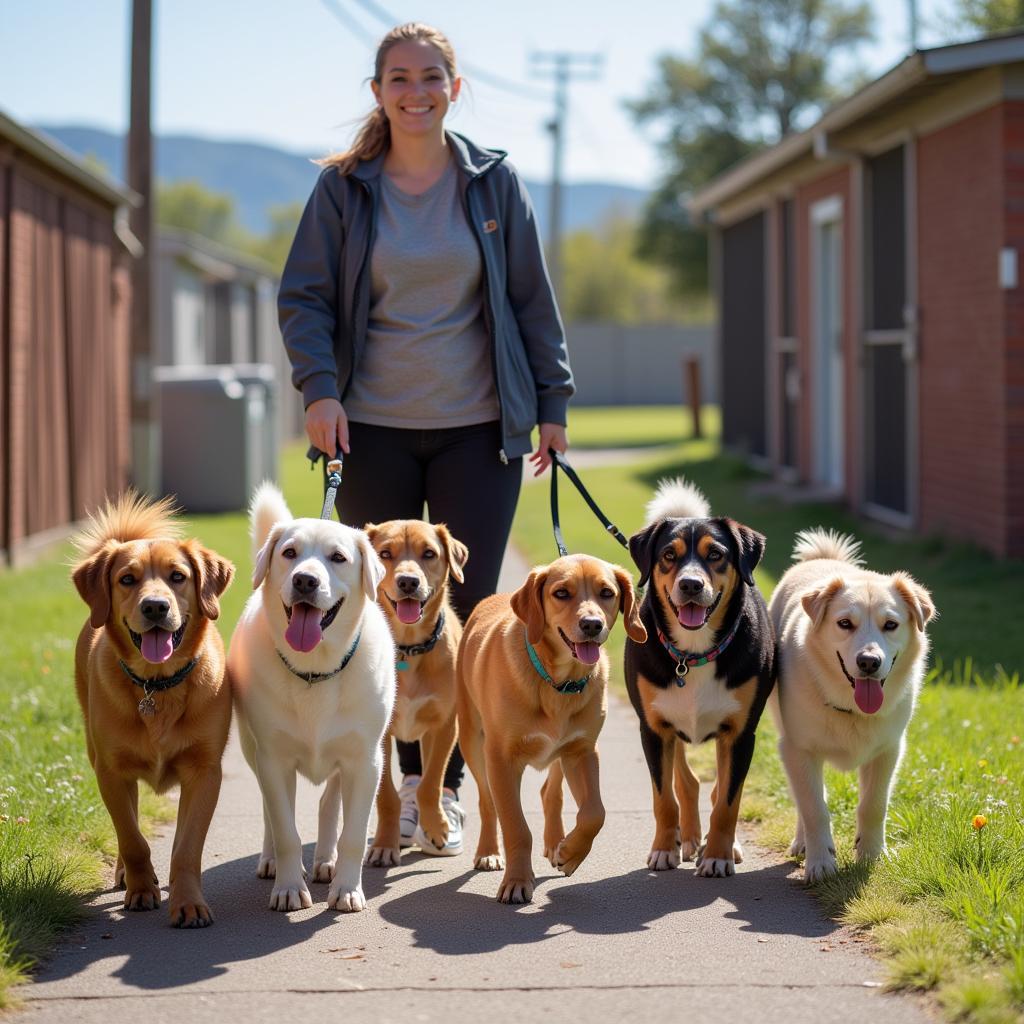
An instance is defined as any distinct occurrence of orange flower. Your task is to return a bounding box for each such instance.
[972,815,988,830]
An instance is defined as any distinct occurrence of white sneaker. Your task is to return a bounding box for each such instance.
[414,792,465,857]
[399,775,420,848]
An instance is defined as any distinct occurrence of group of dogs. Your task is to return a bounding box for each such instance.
[70,476,935,928]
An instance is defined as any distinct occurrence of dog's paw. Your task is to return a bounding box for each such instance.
[327,884,366,913]
[553,833,594,877]
[365,845,401,868]
[113,858,126,890]
[256,855,276,879]
[788,837,806,858]
[803,848,838,883]
[679,835,702,861]
[123,878,162,912]
[417,810,450,853]
[268,882,312,911]
[169,896,213,928]
[695,855,735,878]
[311,858,336,882]
[733,840,744,864]
[543,836,566,867]
[474,852,505,871]
[854,833,886,862]
[497,875,534,904]
[647,848,681,871]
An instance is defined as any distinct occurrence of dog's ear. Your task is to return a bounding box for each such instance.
[510,567,549,646]
[357,532,386,599]
[252,523,286,589]
[184,541,235,620]
[435,524,469,585]
[801,577,846,629]
[363,522,379,544]
[628,521,666,589]
[721,518,765,587]
[892,573,936,632]
[72,543,116,628]
[614,566,647,643]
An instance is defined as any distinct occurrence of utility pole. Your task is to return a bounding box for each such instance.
[127,0,158,495]
[530,52,603,302]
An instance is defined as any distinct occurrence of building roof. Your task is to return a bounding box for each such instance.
[158,226,279,283]
[0,109,139,208]
[689,29,1024,220]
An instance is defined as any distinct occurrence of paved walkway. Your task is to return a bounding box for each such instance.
[19,539,930,1023]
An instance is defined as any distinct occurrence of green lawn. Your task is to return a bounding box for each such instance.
[511,413,1024,1023]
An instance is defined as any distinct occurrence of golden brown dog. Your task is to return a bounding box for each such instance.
[456,554,646,904]
[72,493,234,927]
[363,520,469,864]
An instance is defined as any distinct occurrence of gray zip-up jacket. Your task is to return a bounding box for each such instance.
[278,131,574,461]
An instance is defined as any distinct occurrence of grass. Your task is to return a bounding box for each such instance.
[510,409,1024,1023]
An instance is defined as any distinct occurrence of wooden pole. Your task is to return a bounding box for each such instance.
[684,356,703,439]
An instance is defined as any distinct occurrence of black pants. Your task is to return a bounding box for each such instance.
[335,420,523,792]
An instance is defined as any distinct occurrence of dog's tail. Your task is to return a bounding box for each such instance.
[250,481,292,562]
[792,528,864,566]
[73,490,182,557]
[644,476,711,525]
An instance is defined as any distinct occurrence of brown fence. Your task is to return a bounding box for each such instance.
[1,151,131,565]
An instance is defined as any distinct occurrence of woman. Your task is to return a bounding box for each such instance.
[278,22,574,857]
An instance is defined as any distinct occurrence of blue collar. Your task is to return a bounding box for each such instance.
[276,630,361,685]
[526,640,591,695]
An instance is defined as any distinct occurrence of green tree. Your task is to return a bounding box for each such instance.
[955,0,1024,32]
[250,202,303,275]
[629,0,873,295]
[155,179,244,246]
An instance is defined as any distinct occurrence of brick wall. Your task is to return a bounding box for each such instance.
[918,104,1007,552]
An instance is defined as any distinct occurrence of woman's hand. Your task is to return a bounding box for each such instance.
[305,398,350,456]
[528,423,568,477]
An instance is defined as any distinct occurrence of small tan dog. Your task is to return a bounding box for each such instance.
[457,554,646,904]
[72,493,234,927]
[769,529,935,881]
[363,519,469,864]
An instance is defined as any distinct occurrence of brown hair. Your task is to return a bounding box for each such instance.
[317,23,457,175]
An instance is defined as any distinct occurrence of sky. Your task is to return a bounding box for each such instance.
[0,0,956,190]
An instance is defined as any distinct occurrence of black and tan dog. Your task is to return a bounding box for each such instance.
[624,477,775,877]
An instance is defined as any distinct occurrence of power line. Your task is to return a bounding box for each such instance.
[320,0,379,48]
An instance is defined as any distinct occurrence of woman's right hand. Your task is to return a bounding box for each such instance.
[305,398,350,456]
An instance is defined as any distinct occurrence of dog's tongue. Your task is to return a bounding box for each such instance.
[141,628,173,664]
[678,603,707,629]
[573,641,601,666]
[854,677,884,714]
[285,603,323,653]
[396,599,422,625]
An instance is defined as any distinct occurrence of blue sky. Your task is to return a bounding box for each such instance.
[1,0,957,188]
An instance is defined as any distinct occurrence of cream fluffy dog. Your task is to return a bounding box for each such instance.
[769,529,935,882]
[228,483,394,912]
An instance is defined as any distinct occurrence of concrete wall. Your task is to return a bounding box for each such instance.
[565,323,716,407]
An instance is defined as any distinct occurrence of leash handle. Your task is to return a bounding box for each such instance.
[308,446,344,521]
[548,448,629,557]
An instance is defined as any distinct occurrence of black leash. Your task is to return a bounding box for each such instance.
[548,448,629,557]
[308,445,344,521]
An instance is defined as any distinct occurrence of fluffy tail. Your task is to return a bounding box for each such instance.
[644,476,711,525]
[792,528,864,566]
[73,490,182,557]
[250,481,291,563]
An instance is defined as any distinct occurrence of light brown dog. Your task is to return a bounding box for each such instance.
[72,493,234,927]
[363,520,468,864]
[456,554,647,903]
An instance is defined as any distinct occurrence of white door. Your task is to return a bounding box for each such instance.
[811,198,844,491]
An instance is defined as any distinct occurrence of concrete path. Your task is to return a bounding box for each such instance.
[19,542,929,1024]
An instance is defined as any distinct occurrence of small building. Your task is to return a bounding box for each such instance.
[690,31,1024,558]
[0,112,135,565]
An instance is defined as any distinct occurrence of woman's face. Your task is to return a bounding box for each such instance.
[372,40,460,140]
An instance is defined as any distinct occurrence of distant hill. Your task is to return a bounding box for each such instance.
[37,124,649,238]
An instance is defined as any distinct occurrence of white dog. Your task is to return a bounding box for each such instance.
[768,529,935,882]
[228,483,394,912]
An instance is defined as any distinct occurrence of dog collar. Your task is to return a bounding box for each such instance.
[525,640,591,694]
[276,630,361,685]
[657,611,743,686]
[395,609,445,671]
[118,656,200,716]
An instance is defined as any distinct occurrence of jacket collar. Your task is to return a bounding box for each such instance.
[350,131,507,183]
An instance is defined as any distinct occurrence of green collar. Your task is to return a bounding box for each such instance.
[526,640,591,695]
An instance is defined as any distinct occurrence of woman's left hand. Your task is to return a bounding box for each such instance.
[529,423,569,477]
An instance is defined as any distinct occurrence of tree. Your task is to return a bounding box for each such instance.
[955,0,1024,33]
[629,0,873,295]
[156,179,243,246]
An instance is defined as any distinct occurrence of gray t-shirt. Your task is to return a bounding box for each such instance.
[344,158,500,429]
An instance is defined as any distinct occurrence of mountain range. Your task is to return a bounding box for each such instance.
[38,124,650,239]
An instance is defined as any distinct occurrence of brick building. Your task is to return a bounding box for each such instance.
[690,31,1024,558]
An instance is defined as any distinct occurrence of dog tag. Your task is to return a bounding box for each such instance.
[675,660,689,685]
[138,689,157,716]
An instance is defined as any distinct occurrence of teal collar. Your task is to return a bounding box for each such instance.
[526,640,591,695]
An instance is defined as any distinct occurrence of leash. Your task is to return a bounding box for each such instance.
[548,448,629,557]
[308,446,344,521]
